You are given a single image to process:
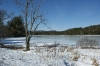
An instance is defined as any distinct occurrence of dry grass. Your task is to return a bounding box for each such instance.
[71,55,80,61]
[35,48,41,53]
[67,47,74,52]
[70,49,80,61]
[91,58,99,66]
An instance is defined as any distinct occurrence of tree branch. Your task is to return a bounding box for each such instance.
[13,0,25,14]
[0,0,8,5]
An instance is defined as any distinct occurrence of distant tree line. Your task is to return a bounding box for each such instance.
[0,9,100,39]
[33,25,100,35]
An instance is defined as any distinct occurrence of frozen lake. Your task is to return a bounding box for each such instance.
[1,35,100,46]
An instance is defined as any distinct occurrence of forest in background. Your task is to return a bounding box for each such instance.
[0,9,100,37]
[0,13,100,38]
[34,24,100,35]
[0,1,100,38]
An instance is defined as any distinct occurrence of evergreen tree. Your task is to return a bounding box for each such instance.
[7,16,25,37]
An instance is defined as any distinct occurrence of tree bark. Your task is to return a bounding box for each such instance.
[26,41,30,50]
[25,0,28,51]
[26,37,31,50]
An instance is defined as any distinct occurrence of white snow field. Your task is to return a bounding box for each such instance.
[0,37,100,66]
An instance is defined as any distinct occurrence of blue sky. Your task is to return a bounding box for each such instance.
[0,0,100,31]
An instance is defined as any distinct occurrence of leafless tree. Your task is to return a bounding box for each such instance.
[0,9,8,39]
[0,0,3,5]
[13,0,47,51]
[0,0,14,40]
[0,0,8,5]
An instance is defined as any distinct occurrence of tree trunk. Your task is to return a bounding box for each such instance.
[26,42,30,51]
[26,37,30,51]
[25,0,28,51]
[26,37,31,51]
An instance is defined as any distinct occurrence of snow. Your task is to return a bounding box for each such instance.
[0,37,100,66]
[0,47,71,66]
[0,46,100,66]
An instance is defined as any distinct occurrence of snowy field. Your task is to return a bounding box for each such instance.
[0,37,100,66]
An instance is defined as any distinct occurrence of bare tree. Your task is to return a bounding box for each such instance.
[13,0,46,51]
[0,9,8,39]
[0,0,8,5]
[0,1,14,39]
[0,0,3,5]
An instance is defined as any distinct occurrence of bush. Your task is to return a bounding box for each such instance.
[91,58,99,66]
[47,43,59,48]
[72,55,80,61]
[76,38,99,49]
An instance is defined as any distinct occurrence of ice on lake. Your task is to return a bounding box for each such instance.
[0,35,100,46]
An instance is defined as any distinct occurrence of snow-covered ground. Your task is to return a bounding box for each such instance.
[0,37,100,66]
[0,45,100,66]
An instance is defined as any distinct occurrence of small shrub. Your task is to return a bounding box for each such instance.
[49,48,53,52]
[94,62,99,66]
[60,48,65,52]
[91,58,98,66]
[91,58,96,64]
[47,43,59,48]
[40,43,59,48]
[71,55,80,61]
[71,50,80,61]
[67,47,73,52]
[35,48,41,53]
[76,38,99,49]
